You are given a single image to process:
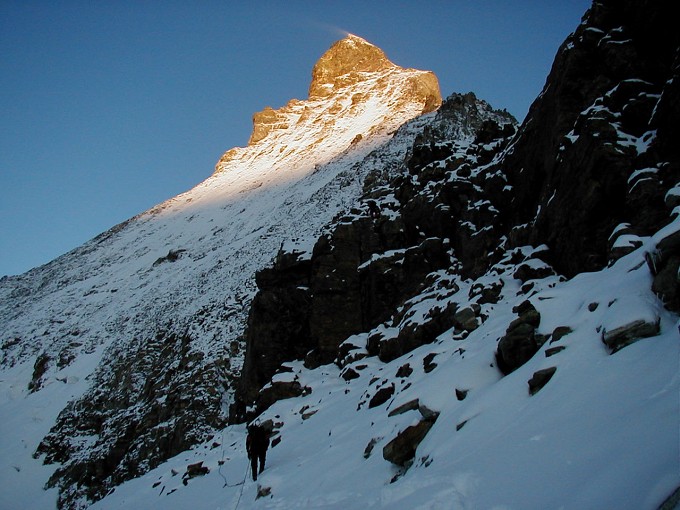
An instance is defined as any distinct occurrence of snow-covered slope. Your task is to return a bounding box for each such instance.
[89,224,680,510]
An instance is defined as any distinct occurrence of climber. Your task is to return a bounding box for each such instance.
[246,423,270,481]
[367,200,381,219]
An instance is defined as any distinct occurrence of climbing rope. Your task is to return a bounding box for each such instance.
[217,426,249,488]
[223,464,248,488]
[214,426,250,510]
[232,462,249,510]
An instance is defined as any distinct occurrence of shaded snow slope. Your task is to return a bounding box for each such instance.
[91,222,680,510]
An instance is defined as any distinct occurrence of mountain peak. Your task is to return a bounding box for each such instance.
[237,35,441,149]
[308,34,395,98]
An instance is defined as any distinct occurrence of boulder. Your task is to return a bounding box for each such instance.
[368,384,395,409]
[388,399,420,417]
[383,414,438,466]
[550,326,573,343]
[182,461,209,485]
[496,301,542,374]
[469,279,504,304]
[256,381,311,413]
[528,367,557,395]
[453,304,481,332]
[423,353,438,373]
[602,318,660,353]
[395,363,413,378]
[341,367,360,381]
[513,261,556,282]
[367,333,400,363]
[545,346,566,357]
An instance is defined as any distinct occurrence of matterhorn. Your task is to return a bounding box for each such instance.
[0,33,487,509]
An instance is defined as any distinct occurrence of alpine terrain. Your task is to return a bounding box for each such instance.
[1,1,679,509]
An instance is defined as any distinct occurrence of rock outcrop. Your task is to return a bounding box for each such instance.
[35,330,226,508]
[496,300,543,374]
[234,93,516,417]
[383,412,439,467]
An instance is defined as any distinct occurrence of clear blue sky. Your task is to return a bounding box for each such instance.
[0,1,590,277]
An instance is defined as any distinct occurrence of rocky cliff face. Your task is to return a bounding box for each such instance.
[235,93,516,414]
[501,0,680,277]
[234,0,680,429]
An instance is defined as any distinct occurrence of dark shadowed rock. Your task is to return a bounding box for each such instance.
[383,414,438,466]
[364,437,383,459]
[650,230,680,313]
[453,304,481,332]
[602,318,660,353]
[514,261,556,283]
[234,92,515,417]
[28,352,50,392]
[500,0,680,277]
[396,363,413,378]
[528,367,557,395]
[469,279,504,304]
[183,461,209,483]
[239,284,313,406]
[388,399,420,417]
[551,326,574,343]
[257,381,311,414]
[497,301,542,374]
[369,384,395,409]
[545,346,566,357]
[341,367,361,381]
[423,353,438,373]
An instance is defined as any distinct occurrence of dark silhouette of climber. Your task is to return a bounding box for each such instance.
[246,423,270,481]
[367,200,381,219]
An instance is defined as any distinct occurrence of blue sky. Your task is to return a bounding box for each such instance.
[0,1,590,277]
